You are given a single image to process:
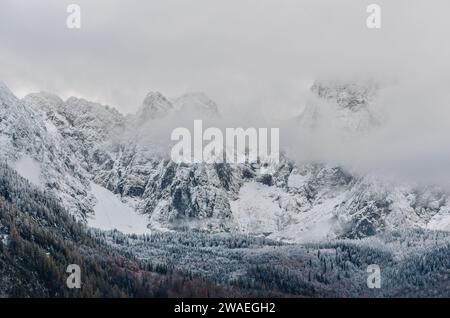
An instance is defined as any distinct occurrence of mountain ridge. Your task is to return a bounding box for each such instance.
[1,80,449,242]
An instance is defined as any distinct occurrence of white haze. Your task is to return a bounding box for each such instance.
[1,0,450,183]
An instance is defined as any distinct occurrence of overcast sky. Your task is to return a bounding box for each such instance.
[1,0,450,117]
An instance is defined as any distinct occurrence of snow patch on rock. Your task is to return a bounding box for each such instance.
[427,208,450,231]
[88,183,151,234]
[231,181,343,243]
[14,155,42,187]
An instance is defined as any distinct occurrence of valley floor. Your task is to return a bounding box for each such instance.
[98,228,450,298]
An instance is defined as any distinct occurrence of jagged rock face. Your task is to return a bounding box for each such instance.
[299,80,380,133]
[91,141,241,232]
[23,93,125,177]
[63,97,126,141]
[137,92,173,121]
[334,178,450,239]
[0,88,94,217]
[173,92,220,116]
[18,88,236,232]
[134,91,220,126]
[335,179,393,239]
[311,81,379,111]
[141,161,240,232]
[1,81,449,241]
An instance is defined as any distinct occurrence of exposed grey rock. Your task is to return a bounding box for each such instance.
[0,81,447,241]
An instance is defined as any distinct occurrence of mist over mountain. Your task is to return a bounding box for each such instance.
[2,0,450,300]
[2,79,450,241]
[1,78,450,298]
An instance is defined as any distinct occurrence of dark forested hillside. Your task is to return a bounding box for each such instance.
[101,227,450,298]
[0,164,242,297]
[1,162,449,298]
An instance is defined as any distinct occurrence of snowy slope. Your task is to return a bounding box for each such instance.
[1,80,449,241]
[13,155,42,187]
[87,183,151,234]
[230,181,343,242]
[1,85,95,218]
[427,208,450,231]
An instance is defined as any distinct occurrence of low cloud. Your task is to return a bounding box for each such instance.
[1,0,450,183]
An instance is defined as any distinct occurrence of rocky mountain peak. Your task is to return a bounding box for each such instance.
[1,80,448,244]
[173,92,219,116]
[0,81,18,107]
[311,80,379,111]
[138,91,173,120]
[298,80,381,132]
[22,92,65,114]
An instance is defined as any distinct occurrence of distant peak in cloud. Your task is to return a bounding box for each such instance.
[0,81,17,104]
[173,92,220,116]
[138,91,174,120]
[22,91,65,109]
[311,80,380,111]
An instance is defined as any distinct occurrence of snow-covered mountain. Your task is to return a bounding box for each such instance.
[137,91,174,121]
[0,83,94,217]
[298,81,380,133]
[1,80,449,243]
[173,92,220,116]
